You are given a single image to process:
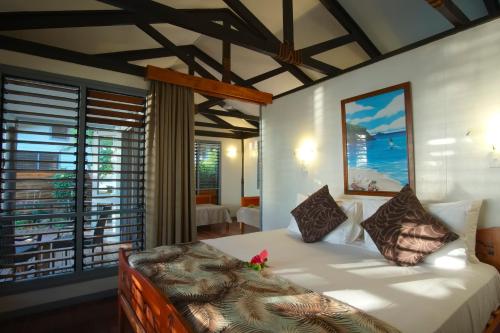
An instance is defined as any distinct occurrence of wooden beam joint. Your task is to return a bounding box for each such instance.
[276,43,303,66]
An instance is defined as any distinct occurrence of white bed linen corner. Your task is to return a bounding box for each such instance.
[203,229,500,333]
[195,204,232,226]
[236,206,260,228]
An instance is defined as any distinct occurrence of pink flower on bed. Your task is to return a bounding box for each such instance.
[248,249,269,271]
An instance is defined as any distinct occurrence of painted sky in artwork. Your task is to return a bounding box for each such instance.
[345,89,406,135]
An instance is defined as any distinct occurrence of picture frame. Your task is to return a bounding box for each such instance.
[341,82,415,196]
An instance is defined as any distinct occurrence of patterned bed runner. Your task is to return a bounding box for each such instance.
[128,242,400,333]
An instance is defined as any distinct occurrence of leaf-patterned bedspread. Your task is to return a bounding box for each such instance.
[128,242,400,333]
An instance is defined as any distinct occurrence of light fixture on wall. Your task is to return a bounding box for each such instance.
[294,138,316,171]
[226,146,237,158]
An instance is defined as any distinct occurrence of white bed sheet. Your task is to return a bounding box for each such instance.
[236,207,260,228]
[196,204,231,226]
[203,229,500,333]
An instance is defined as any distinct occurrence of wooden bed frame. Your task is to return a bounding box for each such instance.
[118,249,192,333]
[118,228,500,333]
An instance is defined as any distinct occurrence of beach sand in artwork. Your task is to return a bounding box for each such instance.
[349,168,402,192]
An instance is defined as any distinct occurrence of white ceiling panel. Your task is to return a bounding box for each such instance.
[313,42,369,70]
[150,23,201,46]
[338,0,453,53]
[254,71,303,96]
[196,36,280,80]
[1,26,162,54]
[293,2,347,49]
[218,116,256,128]
[130,56,179,69]
[224,100,260,116]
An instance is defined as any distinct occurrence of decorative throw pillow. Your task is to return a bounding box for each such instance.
[360,185,459,266]
[290,185,348,243]
[288,198,363,244]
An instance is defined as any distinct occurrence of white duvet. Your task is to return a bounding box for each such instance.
[203,229,500,333]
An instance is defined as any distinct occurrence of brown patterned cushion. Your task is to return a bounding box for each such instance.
[361,185,459,266]
[291,185,348,243]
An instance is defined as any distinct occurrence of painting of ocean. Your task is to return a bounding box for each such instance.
[342,83,414,194]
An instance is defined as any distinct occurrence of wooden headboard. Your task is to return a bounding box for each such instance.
[241,196,260,207]
[476,227,500,272]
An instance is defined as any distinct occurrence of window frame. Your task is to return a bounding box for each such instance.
[0,65,147,296]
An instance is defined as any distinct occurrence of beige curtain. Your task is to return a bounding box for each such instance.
[145,81,196,248]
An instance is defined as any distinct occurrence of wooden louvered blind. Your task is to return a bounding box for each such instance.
[0,73,146,285]
[83,89,145,270]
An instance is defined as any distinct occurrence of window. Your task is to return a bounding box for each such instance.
[194,141,221,204]
[0,74,145,284]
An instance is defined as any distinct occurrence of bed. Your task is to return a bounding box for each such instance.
[235,206,260,231]
[118,228,500,333]
[235,196,260,232]
[195,204,232,226]
[195,194,231,226]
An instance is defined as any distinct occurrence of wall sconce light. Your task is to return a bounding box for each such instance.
[294,139,316,170]
[226,146,237,158]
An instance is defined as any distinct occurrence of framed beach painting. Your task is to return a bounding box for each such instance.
[341,82,415,196]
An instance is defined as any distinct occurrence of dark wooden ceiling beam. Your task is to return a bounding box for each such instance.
[98,0,278,54]
[484,0,500,14]
[195,130,246,139]
[195,121,258,133]
[222,0,313,83]
[426,0,470,27]
[222,22,232,83]
[0,8,252,33]
[299,35,355,57]
[187,46,248,86]
[198,108,260,121]
[245,67,288,85]
[1,3,335,77]
[200,113,234,127]
[0,35,145,76]
[227,110,260,129]
[319,0,381,58]
[282,0,294,47]
[0,10,135,30]
[136,23,217,80]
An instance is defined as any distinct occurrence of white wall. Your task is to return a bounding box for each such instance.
[262,19,500,231]
[0,51,148,314]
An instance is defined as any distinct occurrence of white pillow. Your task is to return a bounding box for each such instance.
[361,198,482,267]
[423,200,482,263]
[287,195,363,244]
[323,200,363,244]
[361,198,389,220]
[361,198,388,253]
